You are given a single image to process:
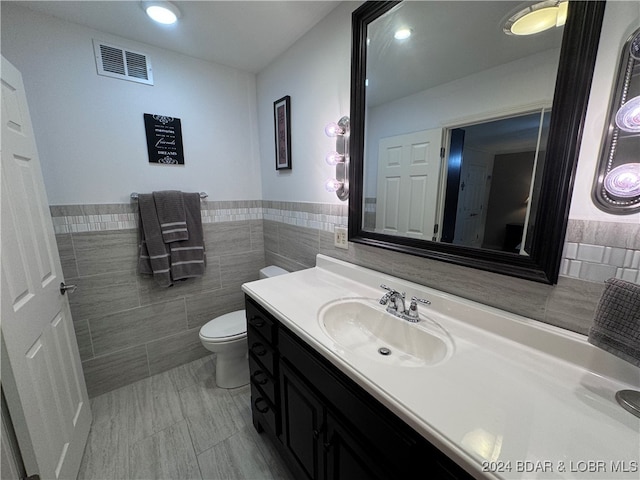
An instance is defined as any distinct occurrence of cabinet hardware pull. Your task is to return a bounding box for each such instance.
[323,433,335,450]
[249,316,265,328]
[251,343,267,356]
[252,371,268,385]
[254,398,270,414]
[313,421,326,439]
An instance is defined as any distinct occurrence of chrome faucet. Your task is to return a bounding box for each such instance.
[379,284,430,323]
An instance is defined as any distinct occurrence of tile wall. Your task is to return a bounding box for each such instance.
[52,201,266,397]
[262,202,639,335]
[52,200,638,396]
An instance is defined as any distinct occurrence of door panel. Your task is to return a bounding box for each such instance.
[1,55,91,480]
[376,129,443,239]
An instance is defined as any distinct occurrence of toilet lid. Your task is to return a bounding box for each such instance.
[200,310,247,339]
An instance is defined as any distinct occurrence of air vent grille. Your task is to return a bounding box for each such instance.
[125,51,149,80]
[99,44,126,75]
[93,40,153,85]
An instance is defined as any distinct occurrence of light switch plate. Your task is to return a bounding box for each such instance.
[334,226,348,250]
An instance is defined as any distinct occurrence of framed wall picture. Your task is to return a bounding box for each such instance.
[144,113,185,165]
[274,95,291,170]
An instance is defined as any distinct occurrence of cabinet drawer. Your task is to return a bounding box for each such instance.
[246,297,276,344]
[249,354,276,402]
[251,383,277,435]
[249,338,275,375]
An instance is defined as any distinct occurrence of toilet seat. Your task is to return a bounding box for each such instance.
[199,310,246,343]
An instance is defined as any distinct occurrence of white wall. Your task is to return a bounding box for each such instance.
[570,0,640,224]
[364,49,559,197]
[1,4,262,205]
[256,1,358,204]
[257,0,640,226]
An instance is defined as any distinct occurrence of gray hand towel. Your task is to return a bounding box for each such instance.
[138,193,172,287]
[153,190,188,243]
[588,278,640,367]
[169,192,206,281]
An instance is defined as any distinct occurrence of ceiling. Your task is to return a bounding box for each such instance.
[15,1,341,73]
[366,1,564,106]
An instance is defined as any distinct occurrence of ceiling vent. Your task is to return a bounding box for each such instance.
[93,40,153,85]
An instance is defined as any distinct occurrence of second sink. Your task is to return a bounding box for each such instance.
[318,298,453,367]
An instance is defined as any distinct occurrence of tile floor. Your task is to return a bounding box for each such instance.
[78,355,295,480]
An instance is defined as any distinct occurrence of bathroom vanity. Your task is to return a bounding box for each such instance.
[242,255,639,480]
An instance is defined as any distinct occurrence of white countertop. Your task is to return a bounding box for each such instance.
[242,255,640,480]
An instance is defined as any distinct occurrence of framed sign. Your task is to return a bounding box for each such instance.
[144,113,185,165]
[274,95,291,170]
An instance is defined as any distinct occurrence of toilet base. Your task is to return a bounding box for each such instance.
[215,350,249,389]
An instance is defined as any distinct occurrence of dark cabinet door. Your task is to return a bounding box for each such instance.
[325,412,392,480]
[280,360,325,480]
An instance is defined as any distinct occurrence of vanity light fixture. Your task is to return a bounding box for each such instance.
[142,1,181,25]
[503,0,568,36]
[324,116,350,201]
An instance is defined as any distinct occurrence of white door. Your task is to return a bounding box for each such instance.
[1,56,91,480]
[376,129,443,240]
[453,148,492,248]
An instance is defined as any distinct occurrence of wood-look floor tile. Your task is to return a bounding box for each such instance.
[165,355,215,391]
[81,356,294,480]
[178,376,245,454]
[78,416,130,480]
[197,426,276,480]
[128,372,185,444]
[129,420,201,480]
[228,384,252,428]
[246,427,296,480]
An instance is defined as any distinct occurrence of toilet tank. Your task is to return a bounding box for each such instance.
[259,265,288,279]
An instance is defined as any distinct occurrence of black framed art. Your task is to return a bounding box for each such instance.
[274,95,291,170]
[144,113,184,165]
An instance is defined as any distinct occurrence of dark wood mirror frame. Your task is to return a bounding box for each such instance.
[348,0,606,284]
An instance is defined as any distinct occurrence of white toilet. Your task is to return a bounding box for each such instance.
[199,265,288,388]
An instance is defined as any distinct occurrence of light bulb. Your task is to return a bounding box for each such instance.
[324,178,343,193]
[604,163,640,198]
[615,96,640,133]
[394,28,412,40]
[325,122,344,137]
[143,2,181,25]
[325,151,344,166]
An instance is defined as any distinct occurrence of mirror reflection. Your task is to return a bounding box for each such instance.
[362,1,564,255]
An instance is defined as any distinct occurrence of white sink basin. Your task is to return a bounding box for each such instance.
[318,298,453,367]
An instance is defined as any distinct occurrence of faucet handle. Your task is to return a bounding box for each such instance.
[379,293,391,305]
[406,296,430,321]
[380,284,404,297]
[411,296,431,306]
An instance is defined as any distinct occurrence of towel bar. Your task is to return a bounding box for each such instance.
[130,192,208,200]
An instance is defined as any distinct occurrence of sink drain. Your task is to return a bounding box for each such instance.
[378,347,391,356]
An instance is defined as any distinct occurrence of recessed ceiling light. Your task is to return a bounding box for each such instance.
[394,28,412,40]
[503,1,567,36]
[142,1,181,25]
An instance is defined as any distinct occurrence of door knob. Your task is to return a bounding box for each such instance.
[59,282,77,295]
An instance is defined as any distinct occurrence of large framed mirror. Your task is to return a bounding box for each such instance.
[349,0,606,284]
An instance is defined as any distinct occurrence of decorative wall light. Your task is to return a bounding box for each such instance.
[503,0,568,36]
[142,1,181,25]
[593,27,640,214]
[324,116,349,201]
